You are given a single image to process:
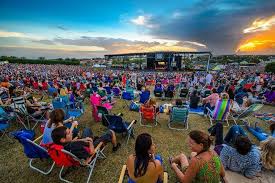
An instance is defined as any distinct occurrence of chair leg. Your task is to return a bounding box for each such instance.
[59,166,73,183]
[29,159,55,175]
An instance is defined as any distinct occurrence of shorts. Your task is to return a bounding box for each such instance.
[93,130,112,147]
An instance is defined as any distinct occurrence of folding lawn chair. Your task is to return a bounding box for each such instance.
[98,89,107,98]
[92,105,109,123]
[112,87,121,98]
[103,115,136,144]
[139,105,159,127]
[47,142,106,183]
[206,99,231,127]
[52,99,82,119]
[12,130,55,175]
[69,94,85,114]
[103,86,112,95]
[90,93,113,110]
[118,165,168,183]
[121,91,134,109]
[230,104,263,126]
[168,106,189,130]
[179,88,189,98]
[202,89,211,98]
[139,91,150,104]
[165,85,175,99]
[0,106,14,141]
[48,87,58,97]
[12,96,47,129]
[153,84,163,97]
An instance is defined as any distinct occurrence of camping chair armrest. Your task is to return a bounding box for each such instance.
[118,165,127,183]
[33,135,43,143]
[164,172,168,183]
[94,142,104,154]
[206,107,212,115]
[127,120,137,131]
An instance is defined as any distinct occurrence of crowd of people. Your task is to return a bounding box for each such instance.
[0,62,274,183]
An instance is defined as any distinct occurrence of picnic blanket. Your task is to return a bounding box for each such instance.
[189,106,204,115]
[254,113,275,122]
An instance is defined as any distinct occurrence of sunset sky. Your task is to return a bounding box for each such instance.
[0,0,274,58]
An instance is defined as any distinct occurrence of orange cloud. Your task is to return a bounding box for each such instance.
[243,15,275,33]
[237,16,275,53]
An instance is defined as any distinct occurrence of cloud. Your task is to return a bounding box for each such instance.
[145,0,275,54]
[182,41,207,47]
[0,30,27,38]
[42,36,205,53]
[57,25,69,31]
[130,15,158,28]
[0,46,103,59]
[3,44,106,52]
[172,11,183,19]
[243,15,275,33]
[32,39,55,45]
[1,34,205,58]
[0,30,45,40]
[237,25,275,54]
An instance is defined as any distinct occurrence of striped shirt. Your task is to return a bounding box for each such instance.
[220,144,261,177]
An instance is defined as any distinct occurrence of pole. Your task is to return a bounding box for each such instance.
[206,54,211,72]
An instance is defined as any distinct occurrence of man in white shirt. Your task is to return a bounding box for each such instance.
[205,72,213,85]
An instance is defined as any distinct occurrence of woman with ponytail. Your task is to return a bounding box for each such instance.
[169,130,227,183]
[126,133,164,183]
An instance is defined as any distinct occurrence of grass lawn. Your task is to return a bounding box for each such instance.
[0,96,274,183]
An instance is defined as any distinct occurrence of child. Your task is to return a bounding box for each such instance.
[51,126,121,165]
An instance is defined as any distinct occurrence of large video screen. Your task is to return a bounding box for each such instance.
[155,53,163,60]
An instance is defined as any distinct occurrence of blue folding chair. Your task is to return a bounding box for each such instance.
[139,91,150,104]
[12,130,55,175]
[154,84,163,97]
[52,99,82,118]
[103,115,136,144]
[103,86,112,95]
[112,87,121,97]
[165,85,175,99]
[48,87,58,97]
[122,91,134,108]
[0,120,12,141]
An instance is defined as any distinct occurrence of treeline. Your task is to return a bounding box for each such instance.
[0,56,80,65]
[265,62,275,73]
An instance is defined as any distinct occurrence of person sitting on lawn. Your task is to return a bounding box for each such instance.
[220,135,262,178]
[209,124,262,178]
[230,97,252,116]
[51,126,121,165]
[263,86,275,104]
[202,88,219,114]
[41,109,78,144]
[169,130,227,183]
[189,90,200,109]
[245,122,275,142]
[260,137,275,171]
[126,133,164,183]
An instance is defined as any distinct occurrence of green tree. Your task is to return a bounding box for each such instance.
[265,62,275,73]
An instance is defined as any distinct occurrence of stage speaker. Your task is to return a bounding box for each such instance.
[175,56,182,69]
[147,54,155,69]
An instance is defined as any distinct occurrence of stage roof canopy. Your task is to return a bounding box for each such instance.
[105,51,212,58]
